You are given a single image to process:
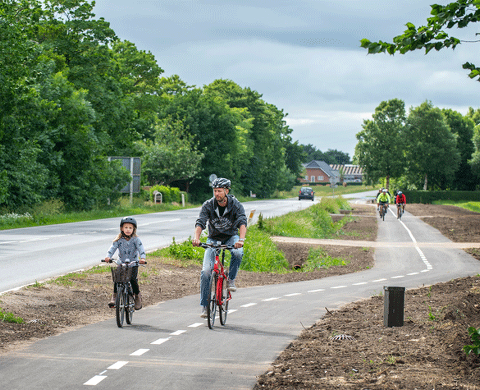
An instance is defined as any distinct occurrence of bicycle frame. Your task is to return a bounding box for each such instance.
[200,242,233,329]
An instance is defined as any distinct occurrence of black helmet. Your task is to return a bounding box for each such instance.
[120,216,137,228]
[212,178,231,189]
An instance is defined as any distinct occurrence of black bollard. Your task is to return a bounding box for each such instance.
[383,286,405,327]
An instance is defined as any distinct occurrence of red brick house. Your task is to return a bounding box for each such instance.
[299,160,338,184]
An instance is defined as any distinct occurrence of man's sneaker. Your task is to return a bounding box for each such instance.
[227,279,237,292]
[200,307,207,318]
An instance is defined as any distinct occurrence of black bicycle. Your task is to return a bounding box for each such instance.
[199,242,234,329]
[379,202,388,221]
[102,259,146,328]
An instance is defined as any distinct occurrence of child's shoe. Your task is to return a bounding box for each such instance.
[134,293,142,310]
[108,294,116,308]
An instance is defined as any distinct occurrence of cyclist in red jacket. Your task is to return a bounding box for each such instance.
[396,191,406,216]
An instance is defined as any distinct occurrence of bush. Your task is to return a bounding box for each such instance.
[404,190,480,204]
[149,185,185,203]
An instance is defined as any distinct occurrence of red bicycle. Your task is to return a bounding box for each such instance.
[200,242,234,329]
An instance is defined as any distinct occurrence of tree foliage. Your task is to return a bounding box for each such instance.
[360,0,480,81]
[354,99,406,187]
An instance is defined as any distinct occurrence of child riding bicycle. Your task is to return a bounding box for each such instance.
[105,217,146,310]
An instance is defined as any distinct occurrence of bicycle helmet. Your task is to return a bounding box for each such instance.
[120,216,137,228]
[398,191,402,195]
[382,188,387,193]
[212,178,231,189]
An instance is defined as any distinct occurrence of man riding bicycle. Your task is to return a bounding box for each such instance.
[396,191,406,215]
[192,178,247,318]
[377,189,391,216]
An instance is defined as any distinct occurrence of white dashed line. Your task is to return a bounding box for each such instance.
[130,349,149,356]
[188,323,203,328]
[228,309,238,314]
[284,293,301,297]
[331,285,347,289]
[107,361,128,370]
[170,330,186,336]
[352,282,367,286]
[263,297,281,301]
[407,272,419,275]
[84,375,107,386]
[372,278,387,282]
[391,276,405,279]
[241,303,257,308]
[308,289,325,293]
[151,338,170,345]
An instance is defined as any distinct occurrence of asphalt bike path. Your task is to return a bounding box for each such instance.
[1,197,479,389]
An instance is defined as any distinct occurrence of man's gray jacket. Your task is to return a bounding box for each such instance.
[195,195,247,241]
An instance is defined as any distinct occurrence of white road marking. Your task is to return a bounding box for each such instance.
[407,272,419,275]
[188,323,203,328]
[130,349,149,356]
[284,293,302,297]
[391,275,405,279]
[151,338,170,345]
[262,297,281,301]
[84,375,107,386]
[228,309,237,314]
[170,330,186,336]
[107,361,128,370]
[352,282,367,286]
[241,303,257,308]
[372,278,387,282]
[308,289,325,292]
[331,285,347,289]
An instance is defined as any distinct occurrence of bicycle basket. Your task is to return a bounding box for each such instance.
[111,266,133,283]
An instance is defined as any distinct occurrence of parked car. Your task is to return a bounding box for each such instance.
[298,187,314,201]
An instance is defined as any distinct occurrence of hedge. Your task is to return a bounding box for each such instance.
[403,190,480,204]
[149,185,188,203]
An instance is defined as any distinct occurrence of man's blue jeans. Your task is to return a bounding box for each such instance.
[200,236,243,307]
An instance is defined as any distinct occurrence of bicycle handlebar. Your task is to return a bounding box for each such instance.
[101,259,147,265]
[198,242,235,250]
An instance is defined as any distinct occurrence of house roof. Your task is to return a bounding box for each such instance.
[330,164,363,176]
[303,160,337,178]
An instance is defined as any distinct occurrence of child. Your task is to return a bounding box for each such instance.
[105,217,146,310]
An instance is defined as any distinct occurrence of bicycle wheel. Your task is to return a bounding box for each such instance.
[397,206,400,219]
[125,292,133,325]
[219,276,229,326]
[115,288,126,328]
[382,207,385,221]
[207,272,217,329]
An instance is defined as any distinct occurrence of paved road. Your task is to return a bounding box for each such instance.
[0,198,318,293]
[1,193,479,389]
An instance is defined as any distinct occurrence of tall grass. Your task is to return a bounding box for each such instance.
[0,196,195,230]
[260,196,352,239]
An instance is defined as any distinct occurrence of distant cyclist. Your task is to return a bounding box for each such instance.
[396,191,406,216]
[377,189,391,216]
[192,178,247,318]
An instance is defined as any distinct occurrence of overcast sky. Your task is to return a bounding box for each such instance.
[93,0,479,159]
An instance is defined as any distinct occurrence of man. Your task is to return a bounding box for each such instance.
[396,190,406,216]
[377,188,391,216]
[192,178,247,318]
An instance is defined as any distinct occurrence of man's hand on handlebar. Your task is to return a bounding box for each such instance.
[105,257,111,263]
[192,238,201,247]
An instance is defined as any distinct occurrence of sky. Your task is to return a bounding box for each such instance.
[92,0,479,160]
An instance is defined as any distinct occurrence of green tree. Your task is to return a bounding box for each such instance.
[405,101,460,190]
[139,119,204,186]
[354,99,406,188]
[360,0,480,81]
[442,109,476,190]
